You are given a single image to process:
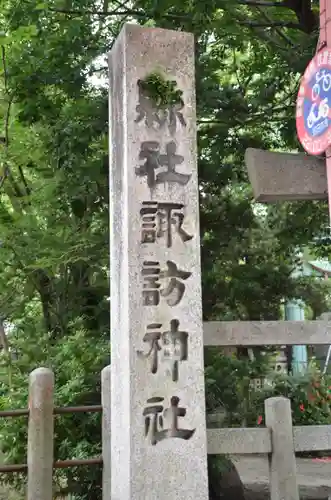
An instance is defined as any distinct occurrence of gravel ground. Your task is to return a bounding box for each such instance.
[232,455,331,500]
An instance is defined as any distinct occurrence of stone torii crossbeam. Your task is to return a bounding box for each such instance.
[245,148,327,203]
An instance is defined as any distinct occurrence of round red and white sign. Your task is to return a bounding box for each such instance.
[296,47,331,156]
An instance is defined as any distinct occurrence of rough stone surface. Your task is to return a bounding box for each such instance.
[244,485,331,500]
[294,425,331,453]
[234,455,331,500]
[203,320,331,346]
[27,367,54,500]
[245,148,327,203]
[109,23,208,500]
[207,428,271,455]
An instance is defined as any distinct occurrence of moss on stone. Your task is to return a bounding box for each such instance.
[139,70,183,108]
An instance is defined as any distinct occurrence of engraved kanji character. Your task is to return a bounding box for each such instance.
[135,80,163,128]
[135,141,191,188]
[143,396,195,446]
[134,79,186,134]
[140,201,193,248]
[137,319,189,382]
[142,260,191,307]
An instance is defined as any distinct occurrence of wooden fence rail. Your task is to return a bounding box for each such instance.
[1,321,331,498]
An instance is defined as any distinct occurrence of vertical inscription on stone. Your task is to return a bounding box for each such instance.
[135,67,195,444]
[136,64,195,441]
[109,23,208,500]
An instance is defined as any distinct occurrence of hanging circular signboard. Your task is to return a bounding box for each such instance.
[296,47,331,156]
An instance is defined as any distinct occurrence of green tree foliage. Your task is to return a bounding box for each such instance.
[0,0,328,497]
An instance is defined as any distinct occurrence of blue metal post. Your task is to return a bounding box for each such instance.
[285,300,307,374]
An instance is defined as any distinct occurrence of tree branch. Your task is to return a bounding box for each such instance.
[1,45,11,146]
[47,7,188,21]
[238,20,302,29]
[112,0,131,9]
[102,0,110,11]
[236,0,318,34]
[98,0,110,30]
[1,45,31,200]
[285,0,318,35]
[236,0,287,6]
[18,164,31,195]
[49,7,135,15]
[255,4,296,46]
[1,46,8,95]
[0,319,12,389]
[1,45,14,195]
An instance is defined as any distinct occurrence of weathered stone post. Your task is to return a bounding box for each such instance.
[109,23,209,499]
[265,396,299,500]
[102,365,111,499]
[27,367,54,500]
